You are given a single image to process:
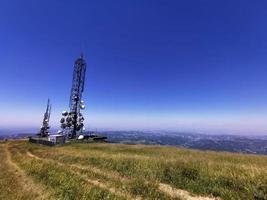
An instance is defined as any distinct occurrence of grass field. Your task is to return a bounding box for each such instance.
[0,140,266,200]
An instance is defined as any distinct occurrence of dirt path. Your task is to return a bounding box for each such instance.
[27,151,41,160]
[158,183,220,200]
[27,151,126,181]
[27,151,140,200]
[28,151,220,200]
[4,145,54,200]
[77,170,141,200]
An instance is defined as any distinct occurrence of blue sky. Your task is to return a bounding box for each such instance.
[1,0,267,134]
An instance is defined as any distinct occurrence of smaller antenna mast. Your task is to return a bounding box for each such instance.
[39,98,52,137]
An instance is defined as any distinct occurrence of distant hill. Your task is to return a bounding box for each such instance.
[1,130,267,155]
[0,140,266,200]
[103,131,267,155]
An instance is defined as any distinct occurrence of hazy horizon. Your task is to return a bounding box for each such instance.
[1,122,267,136]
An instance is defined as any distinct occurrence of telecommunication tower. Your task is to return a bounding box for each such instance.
[39,99,52,137]
[60,54,86,139]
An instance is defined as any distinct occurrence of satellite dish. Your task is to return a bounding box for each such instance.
[66,116,72,122]
[57,130,63,134]
[78,135,84,140]
[60,118,65,123]
[61,124,67,129]
[80,100,85,110]
[80,104,85,110]
[62,111,68,116]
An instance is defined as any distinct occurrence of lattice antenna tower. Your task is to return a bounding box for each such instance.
[60,54,86,139]
[39,98,52,137]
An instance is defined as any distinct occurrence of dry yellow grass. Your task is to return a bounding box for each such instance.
[0,143,54,200]
[0,140,266,200]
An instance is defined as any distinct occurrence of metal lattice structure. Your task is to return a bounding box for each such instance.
[60,54,86,139]
[39,99,52,137]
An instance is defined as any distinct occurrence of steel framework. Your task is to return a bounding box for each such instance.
[60,54,87,139]
[39,99,52,137]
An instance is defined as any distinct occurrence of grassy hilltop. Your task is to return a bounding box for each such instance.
[0,141,266,200]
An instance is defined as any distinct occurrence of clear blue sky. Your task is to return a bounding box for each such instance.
[1,0,267,134]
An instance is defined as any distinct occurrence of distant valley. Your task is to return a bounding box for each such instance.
[1,130,266,155]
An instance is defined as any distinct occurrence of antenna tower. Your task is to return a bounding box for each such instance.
[60,54,86,139]
[39,98,52,137]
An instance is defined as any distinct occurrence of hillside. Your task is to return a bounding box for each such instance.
[0,141,266,200]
